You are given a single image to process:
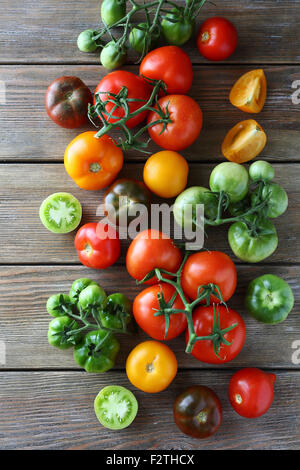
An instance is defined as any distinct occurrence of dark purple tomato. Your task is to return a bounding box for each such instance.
[173,385,222,438]
[45,76,93,129]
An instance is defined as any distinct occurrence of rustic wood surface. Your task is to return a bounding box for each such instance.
[0,371,299,450]
[1,65,299,162]
[0,0,299,450]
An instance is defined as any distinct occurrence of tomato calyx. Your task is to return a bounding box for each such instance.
[138,252,239,358]
[88,78,172,153]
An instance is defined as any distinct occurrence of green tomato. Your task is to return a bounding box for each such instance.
[74,330,120,373]
[94,385,138,430]
[228,216,278,263]
[46,293,73,317]
[78,284,107,311]
[69,278,99,303]
[249,160,275,182]
[173,186,218,228]
[245,274,294,324]
[99,293,132,331]
[101,0,126,27]
[161,9,194,46]
[260,183,288,218]
[39,192,82,234]
[100,41,127,69]
[48,316,81,350]
[209,162,249,203]
[77,30,99,53]
[129,22,160,54]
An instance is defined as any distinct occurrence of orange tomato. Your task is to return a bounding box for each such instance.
[229,69,267,113]
[64,131,123,190]
[222,119,267,164]
[143,150,189,198]
[126,340,177,393]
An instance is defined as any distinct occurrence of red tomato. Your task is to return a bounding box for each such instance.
[197,17,238,61]
[186,305,246,364]
[94,71,151,128]
[74,222,120,269]
[133,283,187,340]
[45,76,93,129]
[126,229,182,285]
[139,46,193,94]
[181,251,237,303]
[229,368,276,418]
[147,95,203,151]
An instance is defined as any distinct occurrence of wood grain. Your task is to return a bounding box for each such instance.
[0,65,299,162]
[0,163,298,264]
[1,1,299,64]
[0,264,299,369]
[0,370,299,450]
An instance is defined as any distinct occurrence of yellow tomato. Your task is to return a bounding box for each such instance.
[126,340,177,393]
[64,131,123,190]
[229,69,267,113]
[143,151,189,198]
[222,119,267,164]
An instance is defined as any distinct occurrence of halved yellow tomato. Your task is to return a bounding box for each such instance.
[222,119,267,163]
[229,69,267,113]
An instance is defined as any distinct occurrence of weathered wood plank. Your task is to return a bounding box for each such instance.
[1,1,299,64]
[0,370,298,449]
[0,65,299,162]
[0,265,299,369]
[0,163,298,263]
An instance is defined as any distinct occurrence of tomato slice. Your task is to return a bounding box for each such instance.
[222,119,267,163]
[94,385,138,430]
[230,69,267,113]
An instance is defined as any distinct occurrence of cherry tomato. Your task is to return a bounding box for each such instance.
[126,340,177,393]
[186,305,246,364]
[126,229,182,285]
[197,17,238,61]
[133,283,187,340]
[94,71,151,128]
[147,95,203,151]
[139,46,193,94]
[45,76,93,129]
[229,368,276,418]
[143,150,189,198]
[74,222,120,269]
[181,251,237,303]
[174,386,222,438]
[64,131,123,190]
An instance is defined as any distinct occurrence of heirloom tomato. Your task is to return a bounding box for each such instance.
[126,340,177,393]
[64,131,123,190]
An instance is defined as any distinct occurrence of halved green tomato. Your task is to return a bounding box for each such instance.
[94,385,138,430]
[39,192,82,233]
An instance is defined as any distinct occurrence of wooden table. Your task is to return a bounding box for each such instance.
[0,0,299,450]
